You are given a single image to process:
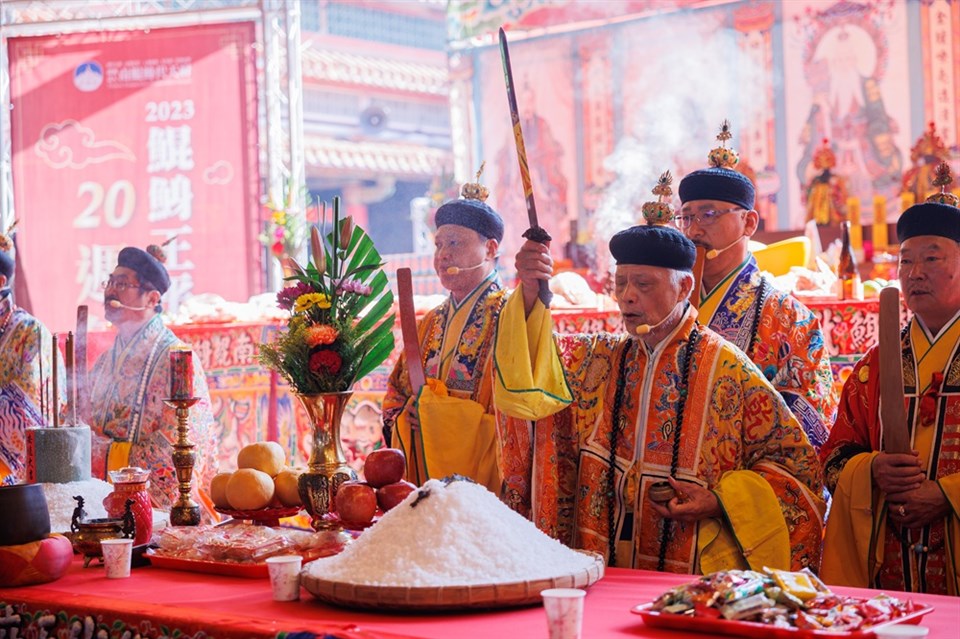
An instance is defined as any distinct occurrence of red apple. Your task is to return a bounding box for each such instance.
[363,448,406,488]
[335,481,378,525]
[376,480,417,512]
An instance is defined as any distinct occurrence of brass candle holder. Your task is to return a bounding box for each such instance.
[164,396,200,526]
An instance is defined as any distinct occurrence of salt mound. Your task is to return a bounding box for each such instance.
[304,478,597,587]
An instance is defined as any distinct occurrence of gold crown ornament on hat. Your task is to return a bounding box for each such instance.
[460,161,490,202]
[707,120,740,170]
[0,219,18,253]
[641,171,675,226]
[926,162,959,207]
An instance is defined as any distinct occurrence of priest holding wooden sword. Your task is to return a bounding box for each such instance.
[821,163,960,594]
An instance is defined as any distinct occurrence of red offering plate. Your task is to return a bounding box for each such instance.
[145,546,337,579]
[631,602,934,639]
[146,551,270,578]
[214,505,301,527]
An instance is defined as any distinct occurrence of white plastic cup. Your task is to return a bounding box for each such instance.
[265,555,303,601]
[100,538,133,578]
[541,588,586,639]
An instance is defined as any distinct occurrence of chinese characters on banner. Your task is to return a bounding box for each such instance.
[922,0,959,152]
[8,23,261,332]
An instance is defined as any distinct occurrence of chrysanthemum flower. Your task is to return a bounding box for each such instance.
[294,292,332,313]
[304,324,339,347]
[309,349,342,375]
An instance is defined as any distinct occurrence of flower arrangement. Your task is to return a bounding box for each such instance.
[258,181,309,260]
[259,197,395,394]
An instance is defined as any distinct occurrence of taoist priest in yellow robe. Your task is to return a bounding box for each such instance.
[821,186,960,595]
[494,182,825,574]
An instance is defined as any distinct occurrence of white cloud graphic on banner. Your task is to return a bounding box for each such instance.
[203,161,234,185]
[34,120,136,169]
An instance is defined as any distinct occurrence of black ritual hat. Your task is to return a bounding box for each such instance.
[609,225,696,272]
[118,247,170,294]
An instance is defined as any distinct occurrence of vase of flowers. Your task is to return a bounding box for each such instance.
[259,196,395,530]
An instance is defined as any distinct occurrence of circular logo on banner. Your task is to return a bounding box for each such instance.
[74,62,103,92]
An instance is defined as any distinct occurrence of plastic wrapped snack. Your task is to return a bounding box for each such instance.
[649,568,921,632]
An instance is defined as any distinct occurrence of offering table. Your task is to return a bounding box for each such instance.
[1,557,956,638]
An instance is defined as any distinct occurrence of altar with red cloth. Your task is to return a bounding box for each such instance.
[2,557,955,638]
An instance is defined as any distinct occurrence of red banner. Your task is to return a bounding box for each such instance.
[9,23,261,332]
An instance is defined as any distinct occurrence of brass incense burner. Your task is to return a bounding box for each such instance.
[70,495,135,567]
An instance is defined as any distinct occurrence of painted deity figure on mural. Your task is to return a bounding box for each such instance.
[797,20,902,202]
[494,177,825,574]
[85,245,219,519]
[0,226,65,484]
[821,177,960,595]
[678,123,837,451]
[383,169,509,494]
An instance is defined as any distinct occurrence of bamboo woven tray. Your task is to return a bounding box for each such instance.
[301,550,604,611]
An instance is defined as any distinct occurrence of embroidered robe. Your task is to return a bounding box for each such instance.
[87,316,219,517]
[821,313,960,594]
[0,302,65,484]
[700,255,837,450]
[495,290,825,573]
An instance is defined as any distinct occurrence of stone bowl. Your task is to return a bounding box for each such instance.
[0,483,51,547]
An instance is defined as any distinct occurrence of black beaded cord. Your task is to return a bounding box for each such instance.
[746,278,767,358]
[606,327,701,571]
[606,340,634,567]
[656,327,701,572]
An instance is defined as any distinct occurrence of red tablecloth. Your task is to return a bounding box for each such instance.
[2,558,956,638]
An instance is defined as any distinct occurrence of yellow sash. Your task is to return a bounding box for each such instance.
[698,470,792,574]
[821,452,883,587]
[392,378,501,494]
[492,286,572,420]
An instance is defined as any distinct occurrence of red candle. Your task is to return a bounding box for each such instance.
[170,347,194,399]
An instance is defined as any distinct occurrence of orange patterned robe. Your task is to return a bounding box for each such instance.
[700,255,837,450]
[496,296,825,573]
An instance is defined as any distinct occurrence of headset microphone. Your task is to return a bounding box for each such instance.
[635,312,673,336]
[446,262,486,275]
[108,299,149,311]
[705,235,747,260]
